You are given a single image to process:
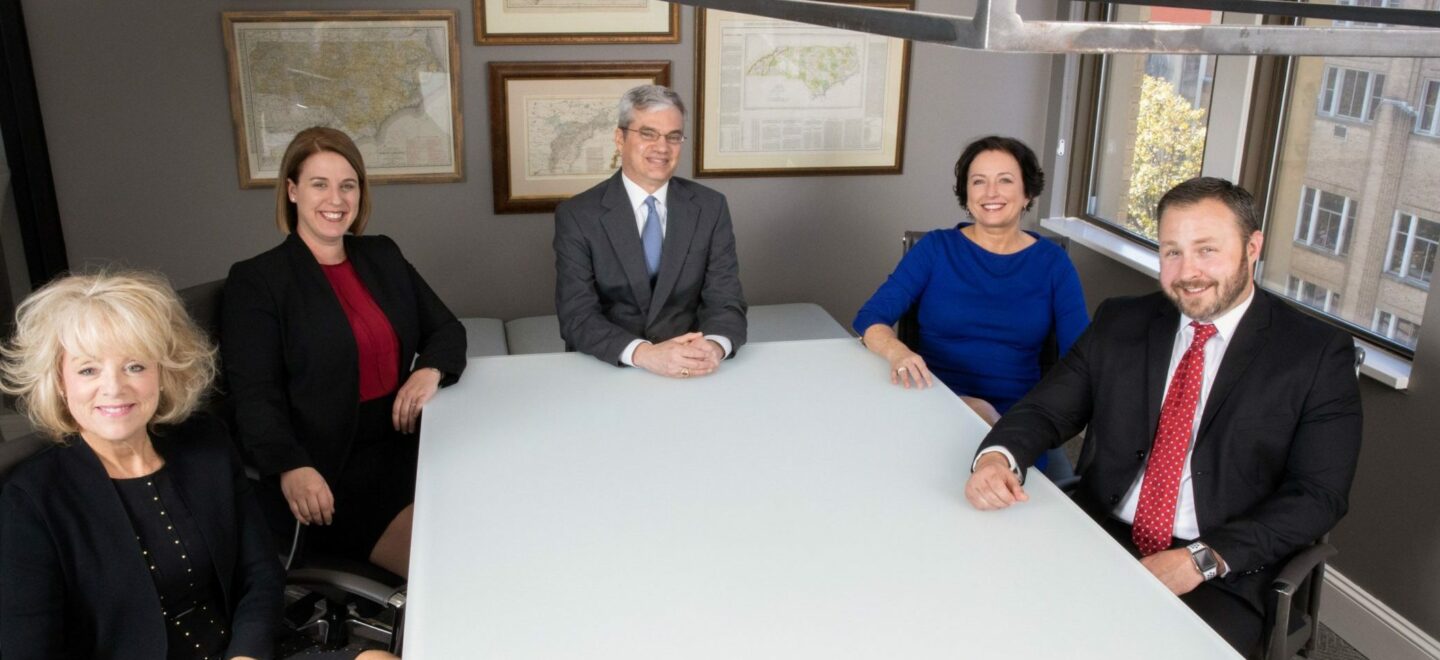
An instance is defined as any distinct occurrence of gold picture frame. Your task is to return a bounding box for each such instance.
[695,1,912,177]
[222,10,463,188]
[488,60,670,214]
[474,0,679,45]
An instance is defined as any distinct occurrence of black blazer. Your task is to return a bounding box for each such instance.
[554,171,747,365]
[222,233,467,480]
[0,414,283,659]
[978,289,1362,611]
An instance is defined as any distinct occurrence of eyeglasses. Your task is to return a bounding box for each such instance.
[621,127,687,145]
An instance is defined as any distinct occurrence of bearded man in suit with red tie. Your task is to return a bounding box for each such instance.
[554,84,747,378]
[964,177,1362,656]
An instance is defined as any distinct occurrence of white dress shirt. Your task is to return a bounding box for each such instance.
[616,173,733,366]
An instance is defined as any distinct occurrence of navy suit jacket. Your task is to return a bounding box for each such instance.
[978,289,1362,612]
[554,172,747,365]
[0,414,283,659]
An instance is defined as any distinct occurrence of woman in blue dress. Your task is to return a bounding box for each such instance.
[854,136,1088,465]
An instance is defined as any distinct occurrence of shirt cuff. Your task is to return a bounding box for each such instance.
[620,339,649,367]
[973,447,1024,481]
[704,335,733,359]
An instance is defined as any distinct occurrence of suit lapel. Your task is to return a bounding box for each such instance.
[1146,303,1181,437]
[649,179,697,324]
[285,234,359,374]
[1195,290,1272,444]
[597,173,654,313]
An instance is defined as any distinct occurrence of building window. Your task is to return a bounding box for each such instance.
[1418,80,1440,137]
[1318,66,1385,122]
[1288,276,1339,314]
[1373,310,1422,349]
[1385,212,1440,287]
[1294,187,1355,255]
[1335,0,1400,27]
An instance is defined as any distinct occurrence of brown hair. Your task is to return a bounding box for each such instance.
[1156,177,1261,238]
[274,126,372,235]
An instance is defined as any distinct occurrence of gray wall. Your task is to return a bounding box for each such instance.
[1068,242,1440,638]
[22,0,1056,328]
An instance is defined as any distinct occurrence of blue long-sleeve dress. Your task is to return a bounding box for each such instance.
[853,225,1090,414]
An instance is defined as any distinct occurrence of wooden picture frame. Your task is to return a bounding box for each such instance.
[694,1,912,177]
[488,61,670,214]
[222,10,463,188]
[474,0,679,45]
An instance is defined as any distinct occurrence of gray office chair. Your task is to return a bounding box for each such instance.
[178,277,407,654]
[896,229,1076,484]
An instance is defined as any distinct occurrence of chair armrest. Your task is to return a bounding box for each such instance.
[287,567,406,609]
[1271,542,1337,597]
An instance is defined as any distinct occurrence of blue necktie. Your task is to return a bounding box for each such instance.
[642,196,662,278]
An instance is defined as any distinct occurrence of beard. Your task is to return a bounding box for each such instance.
[1166,255,1254,322]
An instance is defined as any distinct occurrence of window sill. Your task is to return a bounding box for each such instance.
[1042,216,1412,390]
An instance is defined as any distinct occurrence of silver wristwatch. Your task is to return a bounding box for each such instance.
[1186,541,1220,581]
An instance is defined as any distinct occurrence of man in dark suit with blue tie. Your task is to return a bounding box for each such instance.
[554,84,747,378]
[963,178,1362,657]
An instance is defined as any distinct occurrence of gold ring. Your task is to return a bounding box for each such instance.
[681,368,690,378]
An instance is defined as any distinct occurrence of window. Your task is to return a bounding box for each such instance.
[1294,187,1356,255]
[1083,5,1222,242]
[1318,66,1385,122]
[1069,7,1438,359]
[1386,212,1440,286]
[1289,277,1339,314]
[1373,310,1422,349]
[1335,0,1400,27]
[1418,80,1440,136]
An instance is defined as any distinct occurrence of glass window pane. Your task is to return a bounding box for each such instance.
[1262,52,1439,354]
[1421,81,1439,134]
[1088,6,1218,241]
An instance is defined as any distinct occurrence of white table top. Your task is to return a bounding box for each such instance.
[409,339,1238,659]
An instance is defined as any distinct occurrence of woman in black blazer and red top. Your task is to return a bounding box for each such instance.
[222,127,466,577]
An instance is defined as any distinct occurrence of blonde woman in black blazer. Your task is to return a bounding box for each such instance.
[0,272,278,659]
[222,127,465,578]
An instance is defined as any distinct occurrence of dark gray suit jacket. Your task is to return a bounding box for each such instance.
[978,289,1362,613]
[554,171,747,365]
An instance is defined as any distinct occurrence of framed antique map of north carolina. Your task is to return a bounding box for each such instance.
[474,0,678,45]
[488,61,670,214]
[222,11,463,188]
[695,1,912,177]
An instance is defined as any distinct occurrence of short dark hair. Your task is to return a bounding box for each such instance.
[953,136,1045,211]
[1156,177,1261,237]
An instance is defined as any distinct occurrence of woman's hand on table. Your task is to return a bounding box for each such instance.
[394,367,442,434]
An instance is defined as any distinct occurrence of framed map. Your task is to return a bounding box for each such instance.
[222,11,463,188]
[488,61,670,214]
[475,0,678,45]
[695,1,913,177]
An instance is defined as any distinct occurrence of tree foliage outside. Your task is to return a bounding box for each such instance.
[1126,75,1208,239]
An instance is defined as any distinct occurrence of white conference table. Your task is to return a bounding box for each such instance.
[409,338,1239,659]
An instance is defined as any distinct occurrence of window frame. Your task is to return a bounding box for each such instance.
[1293,186,1355,256]
[1061,8,1424,361]
[1417,79,1440,137]
[1317,65,1385,122]
[1385,211,1439,289]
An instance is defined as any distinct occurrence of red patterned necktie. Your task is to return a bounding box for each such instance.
[1132,321,1217,556]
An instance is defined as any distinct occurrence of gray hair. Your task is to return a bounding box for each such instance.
[617,84,685,129]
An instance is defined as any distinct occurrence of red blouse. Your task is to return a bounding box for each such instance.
[321,261,400,401]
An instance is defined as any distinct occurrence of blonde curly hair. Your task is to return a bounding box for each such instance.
[0,271,217,440]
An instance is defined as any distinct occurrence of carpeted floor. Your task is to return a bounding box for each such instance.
[1309,623,1369,659]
